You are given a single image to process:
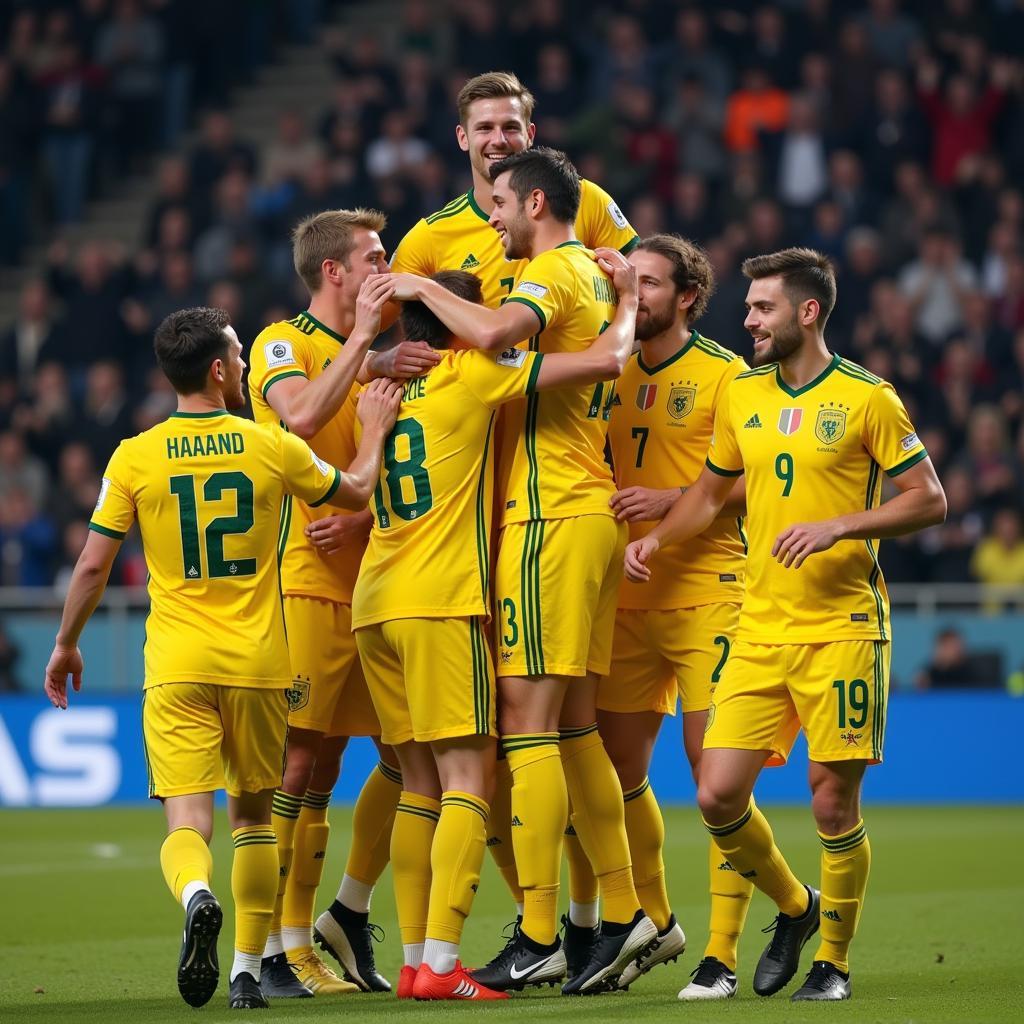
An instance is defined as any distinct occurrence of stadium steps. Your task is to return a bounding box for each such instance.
[0,32,338,331]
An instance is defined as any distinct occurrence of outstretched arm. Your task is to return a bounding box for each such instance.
[44,531,121,708]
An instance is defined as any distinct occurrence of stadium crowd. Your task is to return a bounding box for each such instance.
[1,0,1024,593]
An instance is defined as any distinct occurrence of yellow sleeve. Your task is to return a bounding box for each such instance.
[706,380,743,476]
[249,332,309,403]
[458,349,544,408]
[390,218,436,277]
[90,442,136,538]
[278,428,342,507]
[863,382,928,477]
[577,179,640,254]
[505,250,575,332]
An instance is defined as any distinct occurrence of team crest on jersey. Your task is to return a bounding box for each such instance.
[636,384,657,410]
[777,408,803,435]
[815,406,847,444]
[667,385,696,420]
[286,676,310,712]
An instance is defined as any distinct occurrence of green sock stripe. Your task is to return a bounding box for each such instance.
[302,790,332,809]
[442,795,489,822]
[377,760,403,785]
[272,793,303,818]
[233,838,278,848]
[623,777,651,802]
[820,825,867,852]
[704,804,753,838]
[501,733,559,755]
[559,724,599,740]
[397,803,441,824]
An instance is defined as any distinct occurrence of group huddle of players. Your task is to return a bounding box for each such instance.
[44,71,946,1011]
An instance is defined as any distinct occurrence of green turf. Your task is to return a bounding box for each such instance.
[1,805,1022,1022]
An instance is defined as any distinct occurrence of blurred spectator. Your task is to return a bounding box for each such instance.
[12,363,76,471]
[0,431,49,509]
[918,466,985,582]
[143,156,207,250]
[262,109,326,190]
[46,442,100,533]
[861,68,929,191]
[992,250,1024,334]
[958,405,1017,518]
[0,56,35,264]
[193,170,256,282]
[0,621,21,691]
[189,110,257,195]
[0,281,64,393]
[659,8,731,104]
[916,627,1003,689]
[366,110,431,181]
[971,507,1024,606]
[769,94,828,214]
[899,225,978,344]
[666,74,727,181]
[860,0,921,69]
[78,361,134,464]
[53,519,91,595]
[0,488,57,587]
[724,67,789,154]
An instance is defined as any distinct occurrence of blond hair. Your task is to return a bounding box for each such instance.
[635,234,716,322]
[292,208,387,293]
[457,71,535,125]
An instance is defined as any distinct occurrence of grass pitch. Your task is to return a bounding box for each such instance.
[1,805,1021,1023]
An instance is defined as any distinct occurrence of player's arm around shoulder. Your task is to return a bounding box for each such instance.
[277,379,403,511]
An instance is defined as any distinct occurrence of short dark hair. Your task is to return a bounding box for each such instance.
[154,307,231,394]
[489,146,581,224]
[634,234,716,322]
[741,247,837,325]
[400,271,483,348]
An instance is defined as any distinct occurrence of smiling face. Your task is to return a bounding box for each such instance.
[457,96,535,185]
[488,171,535,260]
[744,276,803,366]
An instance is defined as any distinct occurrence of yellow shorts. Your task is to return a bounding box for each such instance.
[142,683,287,798]
[283,596,380,737]
[598,603,741,715]
[496,515,627,678]
[705,639,891,765]
[356,616,496,746]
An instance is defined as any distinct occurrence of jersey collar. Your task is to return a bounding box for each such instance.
[301,310,347,345]
[555,240,585,249]
[169,409,231,419]
[466,189,489,222]
[637,329,698,376]
[775,352,840,398]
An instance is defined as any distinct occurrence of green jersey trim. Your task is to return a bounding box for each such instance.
[886,449,928,477]
[466,189,489,222]
[706,457,744,478]
[555,239,585,249]
[637,330,697,376]
[526,353,544,394]
[169,409,231,419]
[774,352,840,398]
[89,522,126,540]
[300,310,346,345]
[262,370,307,399]
[308,467,342,508]
[505,295,547,331]
[620,235,641,255]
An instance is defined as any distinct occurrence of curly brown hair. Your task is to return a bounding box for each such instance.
[634,234,716,322]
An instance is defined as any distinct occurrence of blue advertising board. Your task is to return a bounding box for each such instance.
[0,693,1019,807]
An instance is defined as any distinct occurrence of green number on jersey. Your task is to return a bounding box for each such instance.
[502,597,519,646]
[832,678,869,729]
[375,418,433,525]
[711,635,731,683]
[632,426,649,468]
[169,472,257,580]
[775,452,794,497]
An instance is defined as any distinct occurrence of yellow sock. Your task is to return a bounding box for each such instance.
[344,761,401,886]
[160,826,212,904]
[504,733,566,945]
[704,838,753,970]
[282,789,331,939]
[623,777,671,931]
[487,756,524,906]
[269,790,302,936]
[427,791,489,943]
[704,800,807,917]
[560,725,640,925]
[231,826,278,956]
[565,819,599,904]
[391,791,440,945]
[814,821,871,973]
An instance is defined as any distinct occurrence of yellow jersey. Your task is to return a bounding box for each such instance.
[609,331,748,610]
[89,410,342,689]
[248,311,363,603]
[498,241,618,526]
[391,178,638,309]
[706,353,928,644]
[351,347,542,629]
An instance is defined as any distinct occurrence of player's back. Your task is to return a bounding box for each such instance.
[499,242,618,525]
[92,411,338,688]
[391,179,637,309]
[352,347,541,628]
